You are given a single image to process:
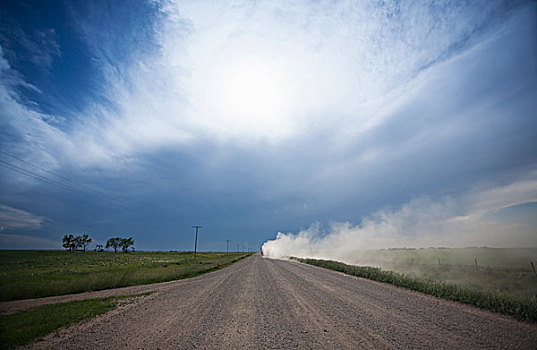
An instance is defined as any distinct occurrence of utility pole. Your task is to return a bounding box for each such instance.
[226,240,230,253]
[192,225,202,260]
[237,243,239,252]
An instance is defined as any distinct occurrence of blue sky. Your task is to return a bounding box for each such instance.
[0,0,536,252]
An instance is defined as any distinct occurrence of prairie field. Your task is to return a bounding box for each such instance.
[0,250,250,301]
[323,247,537,299]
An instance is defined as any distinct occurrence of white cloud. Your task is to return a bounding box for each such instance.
[0,54,72,177]
[0,204,46,230]
[467,179,537,215]
[28,28,61,68]
[153,0,505,141]
[1,1,531,168]
[45,0,521,163]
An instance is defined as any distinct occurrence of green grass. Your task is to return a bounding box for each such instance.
[0,292,152,349]
[294,257,537,323]
[0,251,251,301]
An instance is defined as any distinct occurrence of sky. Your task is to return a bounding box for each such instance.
[0,0,536,252]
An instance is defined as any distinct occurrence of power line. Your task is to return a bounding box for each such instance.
[0,151,124,205]
[0,150,116,200]
[1,150,91,188]
[0,160,83,194]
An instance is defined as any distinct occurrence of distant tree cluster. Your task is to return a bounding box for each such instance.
[106,237,135,253]
[61,234,135,253]
[62,234,92,252]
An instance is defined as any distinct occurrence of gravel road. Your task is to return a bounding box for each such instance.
[26,254,537,349]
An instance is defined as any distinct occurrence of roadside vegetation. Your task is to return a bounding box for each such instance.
[0,292,152,349]
[0,251,250,301]
[294,257,537,323]
[291,248,537,299]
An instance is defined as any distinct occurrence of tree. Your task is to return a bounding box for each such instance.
[62,234,75,252]
[95,244,104,252]
[73,235,84,251]
[80,234,92,251]
[120,237,134,253]
[63,233,93,252]
[106,237,122,253]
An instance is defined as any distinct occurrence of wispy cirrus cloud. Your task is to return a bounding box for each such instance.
[0,18,61,71]
[2,1,534,167]
[0,204,46,230]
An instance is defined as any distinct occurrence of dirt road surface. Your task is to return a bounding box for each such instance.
[26,254,537,349]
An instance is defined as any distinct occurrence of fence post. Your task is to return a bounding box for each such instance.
[474,258,479,271]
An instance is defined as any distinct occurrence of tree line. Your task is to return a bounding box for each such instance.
[62,234,135,253]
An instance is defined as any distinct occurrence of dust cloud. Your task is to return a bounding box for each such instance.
[262,178,537,261]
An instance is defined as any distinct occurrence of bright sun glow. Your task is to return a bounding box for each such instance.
[195,58,292,138]
[222,61,287,118]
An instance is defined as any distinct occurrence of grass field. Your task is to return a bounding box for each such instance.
[0,251,250,301]
[310,247,537,299]
[0,292,152,349]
